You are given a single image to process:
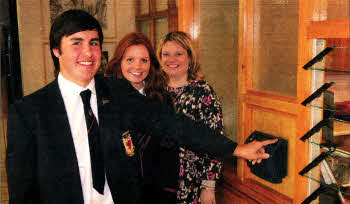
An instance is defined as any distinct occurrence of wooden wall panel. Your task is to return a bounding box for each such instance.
[218,162,293,204]
[1,75,9,204]
[243,108,296,198]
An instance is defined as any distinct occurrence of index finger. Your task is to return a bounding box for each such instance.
[261,139,278,146]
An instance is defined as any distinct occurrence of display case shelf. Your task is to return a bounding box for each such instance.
[300,42,350,203]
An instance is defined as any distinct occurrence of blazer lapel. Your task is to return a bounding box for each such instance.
[46,80,74,149]
[44,80,84,200]
[94,76,122,157]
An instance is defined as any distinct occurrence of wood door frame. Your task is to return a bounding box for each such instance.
[178,0,195,36]
[238,0,314,203]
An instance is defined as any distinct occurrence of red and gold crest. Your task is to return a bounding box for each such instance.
[122,130,135,157]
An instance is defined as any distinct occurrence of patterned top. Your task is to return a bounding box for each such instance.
[167,79,224,204]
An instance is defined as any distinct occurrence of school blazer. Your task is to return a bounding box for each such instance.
[6,75,237,204]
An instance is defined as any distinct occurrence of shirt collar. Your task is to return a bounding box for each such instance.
[138,87,145,96]
[135,81,146,96]
[58,73,97,97]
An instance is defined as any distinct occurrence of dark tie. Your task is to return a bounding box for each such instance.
[80,89,105,195]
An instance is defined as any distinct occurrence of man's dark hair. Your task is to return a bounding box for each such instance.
[49,9,104,75]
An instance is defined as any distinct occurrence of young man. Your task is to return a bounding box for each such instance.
[6,9,276,204]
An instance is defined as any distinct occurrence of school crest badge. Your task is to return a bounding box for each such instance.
[122,130,135,157]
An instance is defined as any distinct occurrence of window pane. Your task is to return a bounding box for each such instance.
[139,0,149,15]
[252,0,299,97]
[155,17,168,50]
[156,0,168,11]
[138,20,150,39]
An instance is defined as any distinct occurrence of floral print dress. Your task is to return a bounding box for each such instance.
[167,79,224,204]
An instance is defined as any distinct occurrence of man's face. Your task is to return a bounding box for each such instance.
[53,30,101,87]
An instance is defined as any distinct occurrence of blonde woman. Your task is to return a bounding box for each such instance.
[158,31,223,204]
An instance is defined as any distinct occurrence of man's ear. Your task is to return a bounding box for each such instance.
[52,48,61,58]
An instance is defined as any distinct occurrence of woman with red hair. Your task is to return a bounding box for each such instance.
[105,32,178,203]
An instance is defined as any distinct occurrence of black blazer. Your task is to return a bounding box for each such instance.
[6,75,237,204]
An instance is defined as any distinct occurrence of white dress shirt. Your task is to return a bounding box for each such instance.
[58,74,114,204]
[137,86,145,96]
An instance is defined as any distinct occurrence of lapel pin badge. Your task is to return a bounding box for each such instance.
[102,99,110,105]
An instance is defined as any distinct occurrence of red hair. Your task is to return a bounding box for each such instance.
[105,32,168,103]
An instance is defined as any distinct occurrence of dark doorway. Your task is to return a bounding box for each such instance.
[1,0,23,104]
[1,0,22,203]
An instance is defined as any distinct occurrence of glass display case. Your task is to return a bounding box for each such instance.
[300,45,350,203]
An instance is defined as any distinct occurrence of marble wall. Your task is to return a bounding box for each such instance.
[199,0,239,141]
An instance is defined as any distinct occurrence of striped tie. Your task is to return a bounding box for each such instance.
[80,89,105,195]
